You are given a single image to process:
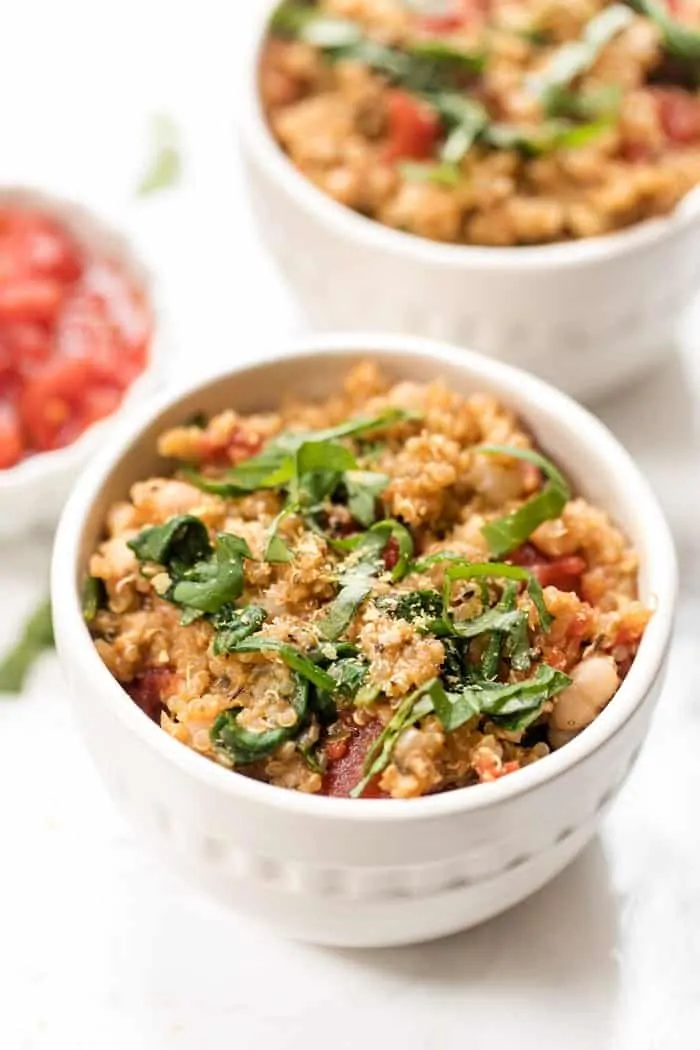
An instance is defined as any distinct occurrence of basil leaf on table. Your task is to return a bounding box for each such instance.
[478,445,571,559]
[0,597,54,694]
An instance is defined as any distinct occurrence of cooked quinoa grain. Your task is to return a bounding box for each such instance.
[87,364,651,798]
[261,0,700,246]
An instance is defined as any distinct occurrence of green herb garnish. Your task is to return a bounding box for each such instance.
[628,0,700,62]
[81,576,105,624]
[432,664,572,733]
[478,445,571,559]
[212,605,268,654]
[0,597,54,694]
[136,113,182,197]
[227,637,336,693]
[527,4,634,107]
[210,675,309,765]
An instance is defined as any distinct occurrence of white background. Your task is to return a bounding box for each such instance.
[1,2,699,1047]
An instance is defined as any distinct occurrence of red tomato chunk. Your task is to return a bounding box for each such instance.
[0,207,151,469]
[383,90,440,163]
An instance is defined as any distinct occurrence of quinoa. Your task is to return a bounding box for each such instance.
[87,363,651,798]
[261,0,700,246]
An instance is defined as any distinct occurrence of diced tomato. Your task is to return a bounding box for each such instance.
[124,668,177,723]
[654,87,700,144]
[0,408,24,469]
[383,536,400,571]
[0,206,151,470]
[323,720,386,798]
[417,0,489,33]
[383,90,440,163]
[18,357,95,451]
[510,544,586,592]
[0,277,64,324]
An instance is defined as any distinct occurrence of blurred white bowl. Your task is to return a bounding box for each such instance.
[0,186,166,540]
[239,2,700,401]
[52,333,676,947]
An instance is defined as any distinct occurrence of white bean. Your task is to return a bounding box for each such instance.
[548,655,620,749]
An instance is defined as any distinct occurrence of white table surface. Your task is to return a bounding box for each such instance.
[1,3,699,1047]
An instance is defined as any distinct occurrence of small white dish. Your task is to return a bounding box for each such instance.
[0,187,167,540]
[239,2,700,401]
[52,333,676,947]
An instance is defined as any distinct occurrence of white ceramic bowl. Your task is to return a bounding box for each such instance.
[0,187,166,540]
[239,4,700,401]
[52,334,676,947]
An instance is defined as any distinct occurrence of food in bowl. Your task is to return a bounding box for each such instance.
[85,362,651,800]
[0,204,151,469]
[260,0,700,245]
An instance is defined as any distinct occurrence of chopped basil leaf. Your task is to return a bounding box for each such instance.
[527,5,634,105]
[212,605,268,654]
[170,533,253,614]
[325,656,369,699]
[545,83,622,121]
[264,508,295,564]
[81,576,105,624]
[229,637,336,693]
[400,160,462,187]
[479,581,518,679]
[136,114,182,197]
[0,597,54,694]
[128,515,211,567]
[185,408,415,498]
[442,560,553,632]
[319,576,373,641]
[428,92,489,163]
[344,470,389,527]
[210,675,308,765]
[479,445,571,559]
[350,679,442,797]
[628,0,700,63]
[485,117,612,155]
[432,664,571,733]
[378,588,445,628]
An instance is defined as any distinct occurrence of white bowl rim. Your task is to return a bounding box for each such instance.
[240,0,700,271]
[52,332,677,824]
[0,185,165,495]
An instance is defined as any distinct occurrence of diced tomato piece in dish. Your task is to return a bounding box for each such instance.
[383,90,441,163]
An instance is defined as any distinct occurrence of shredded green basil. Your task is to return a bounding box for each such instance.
[628,0,700,62]
[212,605,268,654]
[210,675,309,765]
[81,576,105,624]
[478,445,571,559]
[0,597,54,694]
[227,637,336,693]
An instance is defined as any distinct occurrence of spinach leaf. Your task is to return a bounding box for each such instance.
[229,637,336,693]
[212,605,268,653]
[264,507,295,564]
[527,4,634,106]
[128,515,211,566]
[349,678,443,797]
[210,675,309,765]
[344,470,389,527]
[0,597,54,694]
[432,664,571,733]
[82,576,105,624]
[478,445,571,559]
